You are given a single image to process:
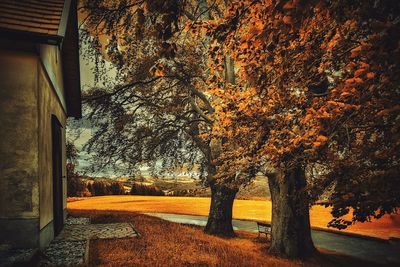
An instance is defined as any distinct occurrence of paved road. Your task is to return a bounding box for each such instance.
[144,212,400,265]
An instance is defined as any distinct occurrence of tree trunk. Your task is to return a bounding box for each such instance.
[267,166,316,259]
[204,182,238,237]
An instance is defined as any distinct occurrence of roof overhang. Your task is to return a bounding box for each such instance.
[61,0,82,118]
[0,28,63,45]
[0,0,82,118]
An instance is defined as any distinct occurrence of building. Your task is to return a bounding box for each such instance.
[0,0,81,249]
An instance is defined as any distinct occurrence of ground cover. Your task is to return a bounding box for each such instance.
[69,210,379,267]
[68,196,400,239]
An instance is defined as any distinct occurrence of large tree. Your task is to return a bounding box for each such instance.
[198,0,400,259]
[80,0,243,237]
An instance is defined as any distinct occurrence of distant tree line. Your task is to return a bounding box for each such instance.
[67,177,125,197]
[66,140,166,197]
[129,183,164,196]
[67,177,167,197]
[165,188,209,197]
[67,140,126,197]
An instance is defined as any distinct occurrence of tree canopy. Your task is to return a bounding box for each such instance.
[79,0,400,257]
[196,0,400,228]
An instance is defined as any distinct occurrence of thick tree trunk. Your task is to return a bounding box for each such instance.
[268,166,316,259]
[204,182,238,237]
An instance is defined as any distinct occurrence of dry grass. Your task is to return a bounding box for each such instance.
[69,210,378,267]
[67,195,400,239]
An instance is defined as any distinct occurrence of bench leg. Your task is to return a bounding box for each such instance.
[266,233,271,241]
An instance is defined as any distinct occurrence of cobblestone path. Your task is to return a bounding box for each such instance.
[39,217,139,266]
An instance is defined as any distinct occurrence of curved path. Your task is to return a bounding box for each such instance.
[145,212,400,265]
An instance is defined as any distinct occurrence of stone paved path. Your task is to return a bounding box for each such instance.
[55,222,138,241]
[39,217,139,266]
[0,246,37,267]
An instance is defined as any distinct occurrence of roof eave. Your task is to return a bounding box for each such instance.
[0,28,63,45]
[58,0,72,38]
[62,0,82,119]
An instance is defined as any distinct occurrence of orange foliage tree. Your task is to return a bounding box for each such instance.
[195,0,400,258]
[80,0,400,259]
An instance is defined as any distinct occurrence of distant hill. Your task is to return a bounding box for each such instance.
[237,175,270,200]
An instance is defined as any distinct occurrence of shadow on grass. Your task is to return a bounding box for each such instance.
[68,209,389,267]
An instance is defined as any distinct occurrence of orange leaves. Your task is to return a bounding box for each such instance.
[307,107,317,115]
[324,31,342,51]
[340,91,352,98]
[150,63,165,77]
[376,105,400,118]
[253,39,262,48]
[350,45,362,58]
[221,117,232,127]
[348,60,376,82]
[302,114,313,123]
[319,109,331,118]
[154,69,164,77]
[203,0,399,178]
[354,77,364,84]
[316,135,328,142]
[326,100,346,108]
[354,68,366,77]
[237,101,248,112]
[283,0,299,10]
[249,20,264,36]
[345,77,363,85]
[209,86,225,98]
[283,15,292,24]
[376,109,390,117]
[240,42,249,50]
[312,141,322,148]
[359,62,370,69]
[366,72,375,79]
[311,135,328,149]
[350,43,372,58]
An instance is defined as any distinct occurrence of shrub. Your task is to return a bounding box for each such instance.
[130,183,165,196]
[68,176,127,197]
[92,181,110,196]
[91,180,125,196]
[110,181,125,195]
[87,182,95,196]
[67,176,87,197]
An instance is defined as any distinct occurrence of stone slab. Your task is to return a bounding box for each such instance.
[38,217,139,266]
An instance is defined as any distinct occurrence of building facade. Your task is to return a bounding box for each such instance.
[0,0,81,249]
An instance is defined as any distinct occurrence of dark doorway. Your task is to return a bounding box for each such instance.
[51,115,63,236]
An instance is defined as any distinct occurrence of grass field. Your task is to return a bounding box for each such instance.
[68,195,400,239]
[70,210,378,267]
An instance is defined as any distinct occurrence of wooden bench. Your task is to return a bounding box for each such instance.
[257,222,271,239]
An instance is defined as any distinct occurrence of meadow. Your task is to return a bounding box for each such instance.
[68,195,400,240]
[70,210,378,267]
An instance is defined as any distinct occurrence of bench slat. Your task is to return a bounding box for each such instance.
[257,222,271,239]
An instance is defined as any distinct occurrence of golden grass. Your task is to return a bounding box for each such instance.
[69,210,377,267]
[68,195,400,239]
